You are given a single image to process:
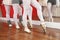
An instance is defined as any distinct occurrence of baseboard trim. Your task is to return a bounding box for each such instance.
[32,20,60,29]
[53,16,60,18]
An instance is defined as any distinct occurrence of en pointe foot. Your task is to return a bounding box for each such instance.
[40,24,46,34]
[49,18,53,22]
[24,28,31,33]
[16,25,20,30]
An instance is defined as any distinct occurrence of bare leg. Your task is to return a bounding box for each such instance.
[47,3,53,22]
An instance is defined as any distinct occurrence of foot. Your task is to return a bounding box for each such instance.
[9,24,12,27]
[16,25,20,29]
[19,16,22,23]
[24,27,31,33]
[40,24,46,34]
[49,18,53,22]
[7,20,12,27]
[29,20,32,28]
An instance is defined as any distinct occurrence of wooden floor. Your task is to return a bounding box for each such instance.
[0,22,60,40]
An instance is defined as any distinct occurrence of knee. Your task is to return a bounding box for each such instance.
[36,5,42,11]
[24,6,32,11]
[47,3,52,8]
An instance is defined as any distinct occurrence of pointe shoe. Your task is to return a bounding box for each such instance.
[40,24,46,34]
[49,18,53,22]
[9,24,12,27]
[7,20,12,27]
[24,27,31,33]
[29,20,32,28]
[16,25,20,29]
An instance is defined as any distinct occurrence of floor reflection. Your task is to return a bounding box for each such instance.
[0,22,60,40]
